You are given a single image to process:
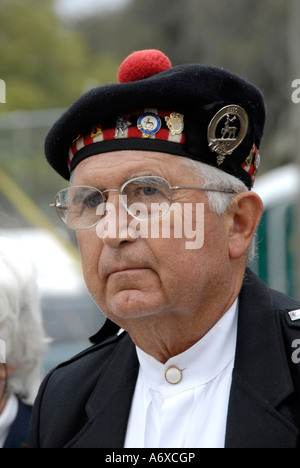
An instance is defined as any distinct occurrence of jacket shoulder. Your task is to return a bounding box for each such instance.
[268,286,300,332]
[269,287,300,313]
[42,319,125,378]
[244,268,300,317]
[39,327,128,394]
[29,329,131,448]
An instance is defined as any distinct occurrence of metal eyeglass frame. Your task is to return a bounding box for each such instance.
[50,175,237,229]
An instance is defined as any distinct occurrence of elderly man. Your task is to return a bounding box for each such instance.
[29,50,300,448]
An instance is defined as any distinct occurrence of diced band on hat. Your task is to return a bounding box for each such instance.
[68,109,186,173]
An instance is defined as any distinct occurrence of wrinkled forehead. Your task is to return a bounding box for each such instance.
[70,150,198,187]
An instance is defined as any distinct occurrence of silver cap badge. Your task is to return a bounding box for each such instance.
[208,105,249,165]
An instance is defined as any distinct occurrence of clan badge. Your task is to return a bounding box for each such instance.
[115,116,132,138]
[91,125,102,138]
[165,112,184,136]
[242,143,260,184]
[137,112,161,138]
[208,105,249,165]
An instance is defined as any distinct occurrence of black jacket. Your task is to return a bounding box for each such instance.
[4,400,31,449]
[29,269,300,448]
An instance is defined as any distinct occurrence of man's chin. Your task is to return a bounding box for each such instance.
[103,289,165,323]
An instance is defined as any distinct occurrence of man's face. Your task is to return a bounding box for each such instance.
[73,151,233,329]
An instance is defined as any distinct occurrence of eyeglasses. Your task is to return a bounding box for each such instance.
[50,175,236,230]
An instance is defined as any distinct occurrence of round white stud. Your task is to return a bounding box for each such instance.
[165,366,182,385]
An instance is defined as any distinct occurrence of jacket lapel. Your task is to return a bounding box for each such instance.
[65,333,139,448]
[225,269,299,448]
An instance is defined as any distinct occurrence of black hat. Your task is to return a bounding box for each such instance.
[45,49,266,189]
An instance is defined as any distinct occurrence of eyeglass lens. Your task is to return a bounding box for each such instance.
[54,177,173,229]
[55,186,105,230]
[121,177,171,221]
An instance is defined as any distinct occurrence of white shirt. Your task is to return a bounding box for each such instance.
[124,300,238,448]
[0,395,19,448]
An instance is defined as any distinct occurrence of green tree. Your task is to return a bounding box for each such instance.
[0,0,118,111]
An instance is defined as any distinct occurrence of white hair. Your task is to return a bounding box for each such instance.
[179,158,256,261]
[0,238,49,405]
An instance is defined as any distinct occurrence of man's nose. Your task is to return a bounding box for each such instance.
[96,193,138,247]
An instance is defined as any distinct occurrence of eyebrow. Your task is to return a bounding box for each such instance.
[128,171,158,179]
[73,172,163,192]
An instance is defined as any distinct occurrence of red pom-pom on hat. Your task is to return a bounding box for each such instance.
[118,49,172,83]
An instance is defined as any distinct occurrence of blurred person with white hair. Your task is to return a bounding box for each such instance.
[0,238,48,448]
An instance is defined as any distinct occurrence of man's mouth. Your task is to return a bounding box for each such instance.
[109,266,149,275]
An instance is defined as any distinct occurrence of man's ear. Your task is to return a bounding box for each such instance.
[227,192,263,259]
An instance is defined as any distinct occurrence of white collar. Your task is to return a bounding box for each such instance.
[136,299,238,398]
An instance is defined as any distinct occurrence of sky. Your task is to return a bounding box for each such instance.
[55,0,130,18]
